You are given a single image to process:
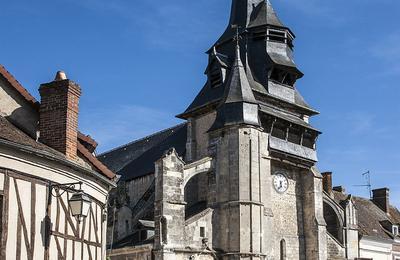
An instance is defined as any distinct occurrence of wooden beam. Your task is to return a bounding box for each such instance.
[13,178,32,260]
[16,211,21,260]
[30,183,36,260]
[51,231,101,247]
[91,205,100,244]
[54,236,65,260]
[81,215,87,260]
[56,192,79,237]
[0,172,10,259]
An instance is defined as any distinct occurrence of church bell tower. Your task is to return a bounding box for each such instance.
[177,1,327,259]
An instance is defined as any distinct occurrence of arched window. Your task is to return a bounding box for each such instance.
[280,239,286,260]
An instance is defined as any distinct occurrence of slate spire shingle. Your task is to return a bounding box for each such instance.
[209,43,260,131]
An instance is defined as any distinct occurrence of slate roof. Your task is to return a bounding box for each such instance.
[333,191,400,240]
[178,0,316,120]
[219,0,287,44]
[99,123,187,181]
[209,45,260,131]
[248,0,285,29]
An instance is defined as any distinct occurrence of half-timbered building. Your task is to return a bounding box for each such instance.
[0,65,116,260]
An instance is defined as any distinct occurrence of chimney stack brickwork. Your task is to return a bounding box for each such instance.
[39,78,81,160]
[372,188,390,213]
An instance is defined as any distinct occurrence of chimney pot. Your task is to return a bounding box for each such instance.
[54,71,67,81]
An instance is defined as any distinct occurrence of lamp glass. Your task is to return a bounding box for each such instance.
[69,192,91,221]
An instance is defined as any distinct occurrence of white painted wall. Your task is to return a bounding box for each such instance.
[0,145,111,260]
[360,237,392,260]
[0,77,38,136]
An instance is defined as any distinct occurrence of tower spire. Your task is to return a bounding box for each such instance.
[208,39,259,132]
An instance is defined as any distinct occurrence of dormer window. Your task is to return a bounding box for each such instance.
[394,225,399,236]
[268,29,285,43]
[267,29,294,49]
[209,68,223,88]
[270,68,296,87]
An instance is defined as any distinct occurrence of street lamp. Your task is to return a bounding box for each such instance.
[44,181,92,248]
[69,191,92,223]
[47,181,92,222]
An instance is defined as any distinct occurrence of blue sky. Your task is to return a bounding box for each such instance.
[2,0,400,206]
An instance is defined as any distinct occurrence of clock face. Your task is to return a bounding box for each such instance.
[273,173,289,193]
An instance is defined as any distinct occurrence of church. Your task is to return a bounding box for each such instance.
[101,1,400,259]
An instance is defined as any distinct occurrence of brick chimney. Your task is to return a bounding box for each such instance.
[39,71,81,160]
[372,188,390,213]
[322,172,333,195]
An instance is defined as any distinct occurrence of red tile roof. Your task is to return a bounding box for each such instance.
[78,143,115,179]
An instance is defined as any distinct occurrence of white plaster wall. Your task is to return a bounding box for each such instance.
[0,146,108,201]
[0,77,38,136]
[0,145,111,260]
[360,237,392,260]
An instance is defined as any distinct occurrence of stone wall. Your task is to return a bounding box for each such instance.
[185,208,213,249]
[154,149,186,257]
[107,245,153,260]
[270,161,307,260]
[302,167,328,260]
[326,234,345,259]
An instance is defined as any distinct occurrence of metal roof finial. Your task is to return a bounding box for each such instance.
[232,24,242,49]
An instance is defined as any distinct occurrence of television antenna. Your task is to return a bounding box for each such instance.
[354,171,372,199]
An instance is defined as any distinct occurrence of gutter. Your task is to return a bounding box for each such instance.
[0,139,116,188]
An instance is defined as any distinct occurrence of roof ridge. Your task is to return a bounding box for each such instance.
[98,122,186,157]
